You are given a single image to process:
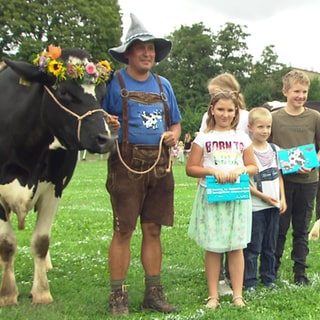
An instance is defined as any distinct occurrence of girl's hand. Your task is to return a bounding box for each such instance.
[227,167,245,183]
[213,170,228,184]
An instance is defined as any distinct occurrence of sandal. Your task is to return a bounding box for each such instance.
[205,296,220,309]
[232,296,246,307]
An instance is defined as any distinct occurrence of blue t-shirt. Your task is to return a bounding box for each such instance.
[102,69,181,145]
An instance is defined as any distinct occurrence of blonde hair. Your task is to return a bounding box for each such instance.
[248,107,272,126]
[282,70,310,91]
[205,91,240,132]
[207,73,246,110]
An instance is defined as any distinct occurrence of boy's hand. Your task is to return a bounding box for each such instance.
[263,195,279,207]
[298,167,312,174]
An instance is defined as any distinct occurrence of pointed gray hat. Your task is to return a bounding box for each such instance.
[109,13,172,64]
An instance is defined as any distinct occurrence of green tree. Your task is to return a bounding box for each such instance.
[244,45,290,108]
[154,22,260,135]
[0,0,122,62]
[309,77,320,101]
[211,22,253,88]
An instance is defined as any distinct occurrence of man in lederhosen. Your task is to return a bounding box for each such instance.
[102,13,181,317]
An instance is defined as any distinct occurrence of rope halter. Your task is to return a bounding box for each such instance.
[44,85,111,142]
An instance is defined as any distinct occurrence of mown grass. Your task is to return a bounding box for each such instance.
[1,155,320,319]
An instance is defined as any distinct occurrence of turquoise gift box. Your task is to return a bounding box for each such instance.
[278,144,319,175]
[206,174,250,202]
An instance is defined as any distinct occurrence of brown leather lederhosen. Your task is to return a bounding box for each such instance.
[106,72,175,231]
[115,71,170,155]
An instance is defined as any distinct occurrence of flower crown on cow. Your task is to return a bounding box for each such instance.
[33,45,112,86]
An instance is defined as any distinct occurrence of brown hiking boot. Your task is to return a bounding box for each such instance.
[109,289,129,317]
[141,286,178,313]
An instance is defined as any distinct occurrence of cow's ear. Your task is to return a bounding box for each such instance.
[3,58,56,86]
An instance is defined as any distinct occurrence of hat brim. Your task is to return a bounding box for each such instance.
[109,36,172,64]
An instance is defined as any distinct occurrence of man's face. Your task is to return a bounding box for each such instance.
[125,41,155,73]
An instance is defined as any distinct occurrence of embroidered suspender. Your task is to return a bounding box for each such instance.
[115,71,129,152]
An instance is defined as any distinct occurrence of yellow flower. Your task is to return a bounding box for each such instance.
[98,60,112,72]
[33,54,40,65]
[74,65,85,79]
[48,60,65,78]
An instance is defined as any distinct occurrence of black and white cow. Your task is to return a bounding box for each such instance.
[0,48,116,306]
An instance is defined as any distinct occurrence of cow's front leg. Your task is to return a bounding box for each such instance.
[0,220,19,306]
[45,250,53,271]
[29,191,59,305]
[30,234,53,304]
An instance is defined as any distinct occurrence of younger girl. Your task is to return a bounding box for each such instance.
[186,91,257,309]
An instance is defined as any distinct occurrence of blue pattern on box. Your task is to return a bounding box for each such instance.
[206,174,250,202]
[278,144,319,174]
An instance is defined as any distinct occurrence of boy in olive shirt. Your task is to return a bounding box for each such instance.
[270,70,320,286]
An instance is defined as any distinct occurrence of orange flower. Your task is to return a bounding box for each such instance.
[47,45,62,60]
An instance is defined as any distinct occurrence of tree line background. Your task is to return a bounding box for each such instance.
[2,0,320,137]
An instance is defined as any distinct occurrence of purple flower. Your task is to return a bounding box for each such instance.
[39,56,47,68]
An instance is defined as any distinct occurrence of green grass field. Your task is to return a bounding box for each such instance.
[1,157,320,319]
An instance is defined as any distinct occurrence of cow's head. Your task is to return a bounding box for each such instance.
[4,46,117,154]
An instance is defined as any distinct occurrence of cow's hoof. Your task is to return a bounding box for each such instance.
[30,292,53,305]
[308,231,319,240]
[0,295,19,307]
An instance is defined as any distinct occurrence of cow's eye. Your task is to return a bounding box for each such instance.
[59,88,67,95]
[58,88,73,102]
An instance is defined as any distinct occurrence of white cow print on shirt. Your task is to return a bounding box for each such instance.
[139,109,163,129]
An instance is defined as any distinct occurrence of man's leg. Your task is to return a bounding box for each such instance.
[108,230,133,316]
[141,223,162,275]
[109,231,133,279]
[141,223,177,313]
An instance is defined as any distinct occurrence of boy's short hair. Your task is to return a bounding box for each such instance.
[248,107,272,125]
[282,70,310,91]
